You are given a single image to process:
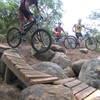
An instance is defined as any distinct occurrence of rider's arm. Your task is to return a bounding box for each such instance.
[72,24,76,32]
[25,0,30,10]
[34,0,40,13]
[62,28,65,33]
[54,27,57,33]
[83,25,91,31]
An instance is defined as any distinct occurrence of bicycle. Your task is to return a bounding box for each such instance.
[63,33,77,49]
[72,29,93,49]
[53,32,76,49]
[85,31,99,51]
[7,14,52,53]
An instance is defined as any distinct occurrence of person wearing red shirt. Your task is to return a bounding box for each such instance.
[54,23,65,41]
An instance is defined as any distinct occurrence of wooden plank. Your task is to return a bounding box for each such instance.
[53,78,75,85]
[15,62,30,67]
[75,87,96,100]
[4,49,21,58]
[20,69,52,77]
[6,55,26,64]
[2,54,28,67]
[15,64,33,70]
[4,52,21,58]
[9,58,28,65]
[84,90,100,100]
[25,74,52,79]
[0,44,11,49]
[72,83,89,95]
[64,79,82,88]
[30,77,58,85]
[1,54,32,86]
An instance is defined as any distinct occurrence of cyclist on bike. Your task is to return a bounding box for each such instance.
[54,22,65,42]
[72,19,85,46]
[19,0,39,32]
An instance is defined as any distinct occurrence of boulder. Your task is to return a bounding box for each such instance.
[32,62,67,79]
[51,44,67,54]
[0,83,20,100]
[21,84,76,100]
[51,52,72,69]
[34,50,55,61]
[97,56,100,60]
[72,59,88,76]
[91,97,100,100]
[79,48,88,54]
[79,59,100,89]
[64,67,75,77]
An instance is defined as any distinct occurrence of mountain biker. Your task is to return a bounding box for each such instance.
[19,0,39,32]
[72,19,85,46]
[54,22,65,41]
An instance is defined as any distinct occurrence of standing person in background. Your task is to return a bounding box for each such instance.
[72,19,85,46]
[54,22,65,42]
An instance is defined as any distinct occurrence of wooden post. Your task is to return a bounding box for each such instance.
[4,67,13,84]
[0,61,6,79]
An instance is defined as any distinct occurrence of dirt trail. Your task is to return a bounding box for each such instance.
[67,49,100,61]
[17,44,100,65]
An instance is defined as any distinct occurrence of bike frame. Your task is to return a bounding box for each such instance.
[22,20,37,36]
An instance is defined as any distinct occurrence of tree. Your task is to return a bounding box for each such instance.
[89,9,100,20]
[0,0,19,34]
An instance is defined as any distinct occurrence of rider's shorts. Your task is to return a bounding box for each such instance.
[76,32,82,39]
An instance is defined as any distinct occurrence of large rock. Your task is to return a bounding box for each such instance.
[64,67,75,77]
[51,52,72,69]
[34,50,55,61]
[32,62,67,79]
[51,44,67,54]
[21,84,76,100]
[72,59,88,76]
[0,83,20,100]
[79,48,88,54]
[79,59,100,89]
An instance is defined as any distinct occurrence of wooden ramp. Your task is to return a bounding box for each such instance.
[53,78,100,100]
[0,45,58,86]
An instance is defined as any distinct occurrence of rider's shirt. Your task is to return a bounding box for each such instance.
[74,24,84,33]
[55,26,63,36]
[20,0,38,10]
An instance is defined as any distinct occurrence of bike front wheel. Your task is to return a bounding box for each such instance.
[7,27,22,48]
[31,29,52,53]
[64,37,76,49]
[85,37,97,51]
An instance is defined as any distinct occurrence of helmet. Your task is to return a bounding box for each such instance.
[78,19,82,22]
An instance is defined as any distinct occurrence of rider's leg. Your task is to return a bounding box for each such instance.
[79,33,83,47]
[76,33,80,47]
[19,11,25,32]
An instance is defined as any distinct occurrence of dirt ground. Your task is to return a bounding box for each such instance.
[16,44,100,65]
[67,49,100,61]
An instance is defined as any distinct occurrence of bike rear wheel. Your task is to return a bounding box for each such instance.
[7,27,22,48]
[31,29,52,53]
[64,37,76,49]
[68,35,77,42]
[85,37,97,51]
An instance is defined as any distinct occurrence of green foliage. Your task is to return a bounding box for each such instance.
[91,28,100,36]
[0,0,19,35]
[89,9,100,20]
